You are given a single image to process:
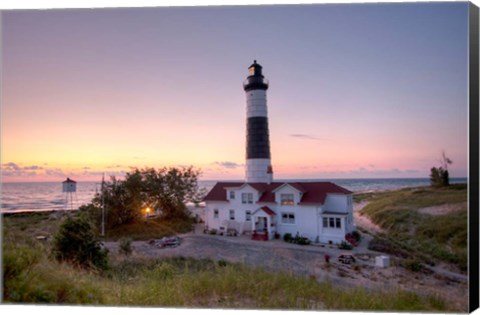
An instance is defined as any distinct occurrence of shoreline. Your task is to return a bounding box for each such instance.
[1,183,468,214]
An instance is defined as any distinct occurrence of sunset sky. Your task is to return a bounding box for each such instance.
[1,2,470,182]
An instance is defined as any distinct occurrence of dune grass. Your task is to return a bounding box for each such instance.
[2,240,451,311]
[358,184,468,271]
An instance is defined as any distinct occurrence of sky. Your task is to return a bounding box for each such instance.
[1,1,471,182]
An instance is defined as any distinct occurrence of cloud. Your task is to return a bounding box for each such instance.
[1,163,44,177]
[106,164,123,169]
[3,162,21,171]
[212,161,243,169]
[290,134,322,141]
[45,168,67,177]
[23,165,43,170]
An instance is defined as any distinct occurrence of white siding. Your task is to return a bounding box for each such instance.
[246,159,273,183]
[206,185,259,234]
[205,186,354,244]
[323,194,348,213]
[246,90,268,118]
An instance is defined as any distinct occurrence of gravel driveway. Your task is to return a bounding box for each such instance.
[105,226,382,288]
[103,223,468,309]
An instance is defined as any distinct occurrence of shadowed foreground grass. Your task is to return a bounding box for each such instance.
[3,242,451,311]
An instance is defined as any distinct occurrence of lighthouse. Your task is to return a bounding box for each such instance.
[243,60,273,183]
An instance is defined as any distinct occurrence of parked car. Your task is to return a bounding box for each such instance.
[338,253,356,264]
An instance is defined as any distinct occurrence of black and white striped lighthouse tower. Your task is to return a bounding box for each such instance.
[243,60,273,183]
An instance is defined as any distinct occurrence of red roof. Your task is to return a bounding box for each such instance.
[203,182,243,201]
[260,206,276,216]
[203,181,352,204]
[295,182,352,204]
[63,177,76,183]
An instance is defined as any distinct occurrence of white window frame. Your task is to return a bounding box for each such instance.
[242,193,253,204]
[329,217,335,228]
[229,191,235,200]
[323,216,342,229]
[213,209,219,219]
[280,193,294,206]
[229,209,235,220]
[281,212,295,224]
[335,218,341,228]
[246,210,252,221]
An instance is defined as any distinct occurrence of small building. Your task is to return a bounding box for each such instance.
[62,177,77,192]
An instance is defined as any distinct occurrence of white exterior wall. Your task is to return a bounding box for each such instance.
[322,194,355,233]
[273,185,318,240]
[246,90,268,118]
[205,186,355,244]
[319,193,355,242]
[323,194,348,212]
[205,186,259,234]
[246,159,273,183]
[319,214,347,244]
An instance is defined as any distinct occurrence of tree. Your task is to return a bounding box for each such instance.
[86,166,201,227]
[141,166,200,220]
[430,151,452,187]
[52,215,109,270]
[191,187,208,207]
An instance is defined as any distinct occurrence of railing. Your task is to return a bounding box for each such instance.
[243,77,269,89]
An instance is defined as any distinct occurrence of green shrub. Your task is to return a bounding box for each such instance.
[283,233,293,242]
[217,259,228,267]
[338,241,353,250]
[402,258,423,272]
[293,235,311,245]
[118,237,133,256]
[52,215,109,270]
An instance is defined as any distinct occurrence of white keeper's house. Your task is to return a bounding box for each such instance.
[203,61,356,244]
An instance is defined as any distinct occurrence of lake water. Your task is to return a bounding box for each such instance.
[0,178,467,213]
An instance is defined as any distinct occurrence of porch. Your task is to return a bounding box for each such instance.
[251,206,276,241]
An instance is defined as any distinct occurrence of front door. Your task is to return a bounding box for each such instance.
[256,217,267,232]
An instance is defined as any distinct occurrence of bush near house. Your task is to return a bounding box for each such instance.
[338,241,353,250]
[283,233,311,245]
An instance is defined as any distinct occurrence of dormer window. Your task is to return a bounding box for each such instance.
[229,191,235,200]
[281,194,294,205]
[242,193,253,204]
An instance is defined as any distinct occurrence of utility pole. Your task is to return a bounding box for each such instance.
[101,173,105,238]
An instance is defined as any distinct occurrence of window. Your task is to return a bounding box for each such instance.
[229,209,235,220]
[229,191,235,199]
[242,193,253,204]
[323,216,342,229]
[214,209,219,219]
[246,210,252,221]
[281,212,295,224]
[281,193,294,205]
